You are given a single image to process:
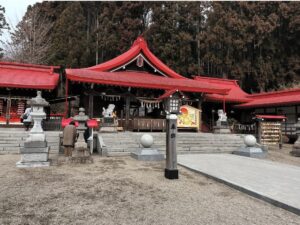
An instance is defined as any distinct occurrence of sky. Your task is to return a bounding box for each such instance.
[0,0,41,42]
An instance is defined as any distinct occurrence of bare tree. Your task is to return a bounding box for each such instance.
[4,6,53,64]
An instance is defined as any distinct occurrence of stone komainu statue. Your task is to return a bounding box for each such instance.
[102,104,115,118]
[217,109,227,122]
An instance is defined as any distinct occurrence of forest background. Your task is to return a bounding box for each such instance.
[0,1,299,93]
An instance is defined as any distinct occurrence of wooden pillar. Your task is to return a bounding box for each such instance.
[6,97,11,125]
[125,96,130,130]
[89,94,94,118]
[64,78,69,118]
[197,99,202,132]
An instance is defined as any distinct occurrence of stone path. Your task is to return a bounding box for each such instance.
[178,154,300,215]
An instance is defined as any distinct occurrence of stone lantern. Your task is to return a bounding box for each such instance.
[16,91,50,168]
[73,107,89,149]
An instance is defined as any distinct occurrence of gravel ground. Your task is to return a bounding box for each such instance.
[266,144,300,166]
[0,155,300,225]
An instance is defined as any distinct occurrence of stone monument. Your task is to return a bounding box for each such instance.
[16,91,50,168]
[99,104,117,133]
[232,135,267,158]
[290,118,300,157]
[131,134,164,161]
[214,109,231,133]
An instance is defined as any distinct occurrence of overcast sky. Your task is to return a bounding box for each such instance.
[0,0,41,42]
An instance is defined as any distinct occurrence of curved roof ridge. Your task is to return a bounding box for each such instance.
[88,36,185,79]
[249,88,300,98]
[0,61,59,73]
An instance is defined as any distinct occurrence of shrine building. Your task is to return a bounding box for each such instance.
[0,37,300,138]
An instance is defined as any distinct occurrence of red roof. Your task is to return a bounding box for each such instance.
[0,61,59,90]
[88,37,185,79]
[236,88,300,108]
[255,115,286,120]
[193,76,250,103]
[66,69,229,94]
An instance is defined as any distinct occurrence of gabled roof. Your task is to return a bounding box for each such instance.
[0,61,60,90]
[236,88,300,108]
[193,76,250,103]
[88,37,185,79]
[66,70,229,94]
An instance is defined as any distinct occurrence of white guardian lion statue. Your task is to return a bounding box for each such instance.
[217,109,227,122]
[102,104,115,118]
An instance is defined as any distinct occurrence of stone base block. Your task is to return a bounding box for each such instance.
[24,141,47,148]
[214,126,231,134]
[21,152,49,162]
[16,161,50,168]
[290,149,300,157]
[20,147,49,154]
[165,169,179,179]
[99,126,118,133]
[232,147,267,158]
[131,148,164,161]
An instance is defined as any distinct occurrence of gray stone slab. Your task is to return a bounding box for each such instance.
[20,147,49,154]
[21,153,49,162]
[131,148,164,161]
[24,141,47,148]
[232,147,267,158]
[178,154,300,215]
[16,161,50,168]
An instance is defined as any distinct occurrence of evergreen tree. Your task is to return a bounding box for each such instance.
[50,2,88,67]
[0,5,9,59]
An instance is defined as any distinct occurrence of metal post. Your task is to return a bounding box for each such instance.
[165,113,179,179]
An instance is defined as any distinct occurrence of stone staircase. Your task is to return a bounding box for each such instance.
[100,132,245,156]
[0,128,60,154]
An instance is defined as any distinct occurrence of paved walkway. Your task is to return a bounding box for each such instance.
[178,154,300,215]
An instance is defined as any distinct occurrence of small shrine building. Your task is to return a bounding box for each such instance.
[0,62,60,125]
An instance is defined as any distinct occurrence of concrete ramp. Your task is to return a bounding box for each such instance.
[178,154,300,215]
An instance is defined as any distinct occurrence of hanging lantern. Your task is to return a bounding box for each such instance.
[136,55,144,68]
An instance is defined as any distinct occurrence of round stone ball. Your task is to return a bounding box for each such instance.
[244,135,257,147]
[140,134,154,148]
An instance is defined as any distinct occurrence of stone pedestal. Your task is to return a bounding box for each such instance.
[291,139,300,157]
[233,146,267,158]
[17,91,50,168]
[214,121,231,134]
[290,120,300,157]
[131,148,164,161]
[131,134,164,161]
[99,118,118,133]
[232,135,267,158]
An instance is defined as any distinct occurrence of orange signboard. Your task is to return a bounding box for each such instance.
[177,105,200,129]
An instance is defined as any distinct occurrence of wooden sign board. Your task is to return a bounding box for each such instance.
[177,105,200,129]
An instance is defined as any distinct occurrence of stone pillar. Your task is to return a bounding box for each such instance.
[165,114,179,179]
[16,91,50,168]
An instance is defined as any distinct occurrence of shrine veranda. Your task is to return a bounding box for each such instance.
[0,37,299,140]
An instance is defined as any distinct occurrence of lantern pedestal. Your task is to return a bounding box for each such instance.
[17,91,50,168]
